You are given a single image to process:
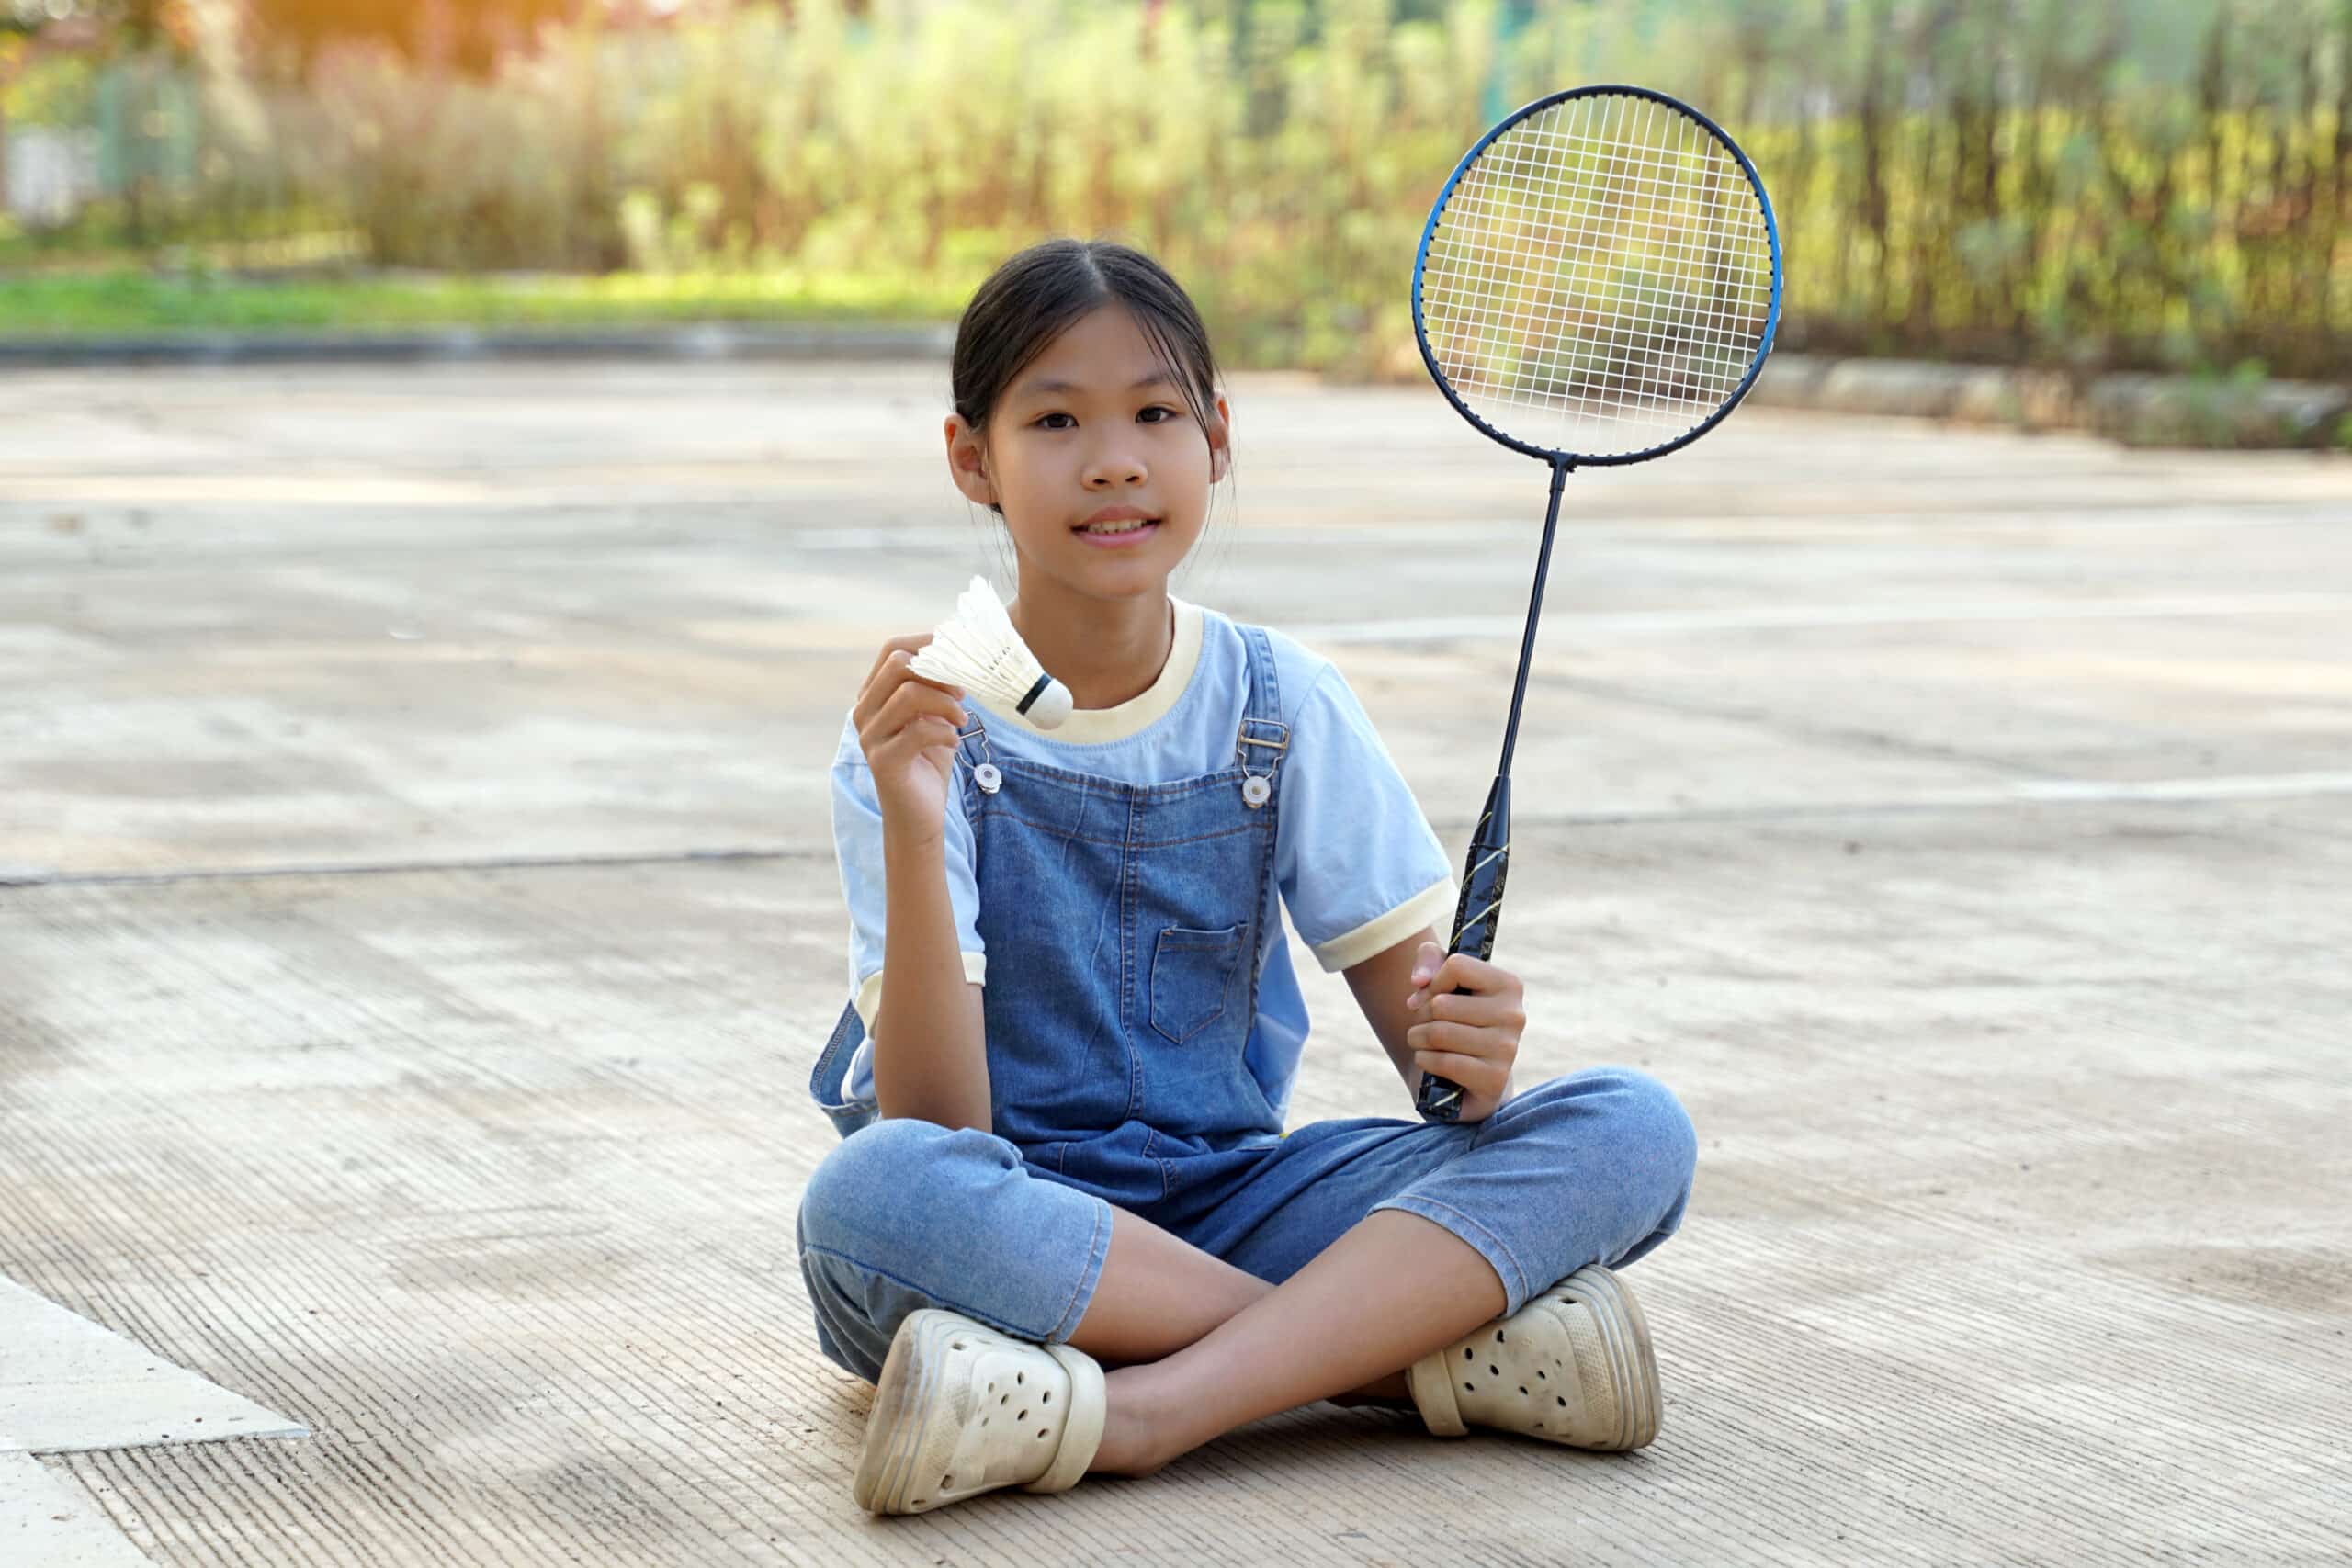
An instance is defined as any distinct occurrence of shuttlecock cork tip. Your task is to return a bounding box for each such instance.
[1025,681,1074,728]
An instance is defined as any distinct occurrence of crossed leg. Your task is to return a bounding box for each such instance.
[1070,1203,1506,1475]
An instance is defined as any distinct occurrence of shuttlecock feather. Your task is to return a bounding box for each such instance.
[907,575,1074,728]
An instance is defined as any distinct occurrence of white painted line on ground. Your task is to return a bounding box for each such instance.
[0,1279,307,1456]
[1295,593,2352,642]
[1488,770,2352,829]
[0,1453,152,1568]
[1992,772,2352,804]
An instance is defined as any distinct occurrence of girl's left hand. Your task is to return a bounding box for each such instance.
[1404,939,1525,1123]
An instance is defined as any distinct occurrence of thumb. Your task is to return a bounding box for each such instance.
[1410,940,1444,988]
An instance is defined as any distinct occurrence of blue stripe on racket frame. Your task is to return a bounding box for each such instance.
[1407,84,1782,1121]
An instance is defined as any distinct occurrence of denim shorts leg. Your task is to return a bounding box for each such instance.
[1168,1066,1699,1319]
[796,1118,1116,1383]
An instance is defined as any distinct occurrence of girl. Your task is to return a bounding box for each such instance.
[800,239,1698,1517]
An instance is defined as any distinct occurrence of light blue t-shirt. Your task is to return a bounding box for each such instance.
[828,595,1457,1113]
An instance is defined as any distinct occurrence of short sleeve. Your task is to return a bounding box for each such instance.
[1275,663,1457,971]
[828,714,988,1029]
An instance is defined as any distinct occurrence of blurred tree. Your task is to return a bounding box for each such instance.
[2,1,194,237]
[242,0,584,78]
[1482,0,1533,124]
[3,0,195,51]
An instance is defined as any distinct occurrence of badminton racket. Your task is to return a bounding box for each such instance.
[1409,85,1782,1120]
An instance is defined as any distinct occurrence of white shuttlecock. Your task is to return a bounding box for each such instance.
[906,575,1074,728]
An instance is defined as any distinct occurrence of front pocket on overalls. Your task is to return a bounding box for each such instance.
[1148,923,1245,1045]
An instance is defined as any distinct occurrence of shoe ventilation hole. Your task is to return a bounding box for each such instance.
[1519,1386,1528,1395]
[1000,1394,1009,1404]
[1536,1371,1546,1381]
[1464,1382,1475,1392]
[1043,1391,1052,1404]
[942,1474,953,1488]
[1016,1372,1025,1384]
[1461,1348,1474,1360]
[912,1499,924,1506]
[1037,1428,1049,1439]
[1489,1364,1500,1376]
[953,1341,964,1350]
[1498,1330,1507,1342]
[1557,1396,1567,1407]
[1018,1409,1028,1421]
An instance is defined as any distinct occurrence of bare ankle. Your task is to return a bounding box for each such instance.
[1088,1367,1174,1478]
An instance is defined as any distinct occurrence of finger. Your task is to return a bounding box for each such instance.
[906,669,966,699]
[863,658,960,737]
[862,634,933,694]
[888,651,966,705]
[1410,1048,1506,1093]
[887,671,965,718]
[1404,939,1448,1008]
[881,679,969,734]
[1404,1020,1507,1061]
[1423,951,1513,1000]
[1425,989,1522,1030]
[857,640,954,723]
[1408,951,1498,1010]
[854,646,916,729]
[874,714,965,769]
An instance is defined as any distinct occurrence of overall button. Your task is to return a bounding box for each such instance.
[1148,923,1246,1044]
[1241,775,1271,807]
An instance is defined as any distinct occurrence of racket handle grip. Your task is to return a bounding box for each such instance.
[1416,776,1511,1122]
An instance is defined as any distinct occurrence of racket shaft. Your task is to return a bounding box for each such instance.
[1416,776,1510,1119]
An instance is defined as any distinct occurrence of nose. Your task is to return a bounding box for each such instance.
[1081,443,1148,490]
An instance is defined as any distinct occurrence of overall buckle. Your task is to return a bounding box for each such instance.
[1236,718,1288,808]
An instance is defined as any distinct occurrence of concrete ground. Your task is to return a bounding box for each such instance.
[2,361,2347,1565]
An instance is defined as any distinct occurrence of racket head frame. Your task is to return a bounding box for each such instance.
[1410,82,1785,468]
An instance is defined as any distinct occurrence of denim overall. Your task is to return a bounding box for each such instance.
[798,622,1699,1384]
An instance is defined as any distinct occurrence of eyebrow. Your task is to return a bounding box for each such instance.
[1013,370,1175,399]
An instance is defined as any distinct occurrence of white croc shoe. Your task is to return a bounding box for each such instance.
[851,1308,1108,1516]
[1406,1264,1661,1451]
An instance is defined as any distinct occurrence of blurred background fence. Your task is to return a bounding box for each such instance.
[3,0,2346,379]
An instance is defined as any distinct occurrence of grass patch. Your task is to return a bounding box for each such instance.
[0,268,967,337]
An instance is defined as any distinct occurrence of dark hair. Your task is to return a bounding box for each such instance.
[951,238,1225,516]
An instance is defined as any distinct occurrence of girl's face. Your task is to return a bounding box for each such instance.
[945,304,1230,604]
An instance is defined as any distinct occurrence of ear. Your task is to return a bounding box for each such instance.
[1205,392,1233,483]
[944,414,998,507]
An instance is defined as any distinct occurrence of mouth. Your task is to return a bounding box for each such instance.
[1073,512,1160,547]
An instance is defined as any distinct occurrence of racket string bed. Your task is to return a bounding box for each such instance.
[1428,103,1772,418]
[1419,91,1777,463]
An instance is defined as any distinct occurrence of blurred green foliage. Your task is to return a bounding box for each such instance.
[0,265,964,332]
[6,0,2347,378]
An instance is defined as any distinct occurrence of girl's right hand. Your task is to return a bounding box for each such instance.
[853,635,968,840]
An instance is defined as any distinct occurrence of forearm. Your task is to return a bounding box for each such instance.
[872,829,991,1133]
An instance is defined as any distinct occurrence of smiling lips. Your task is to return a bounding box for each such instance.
[1076,505,1159,540]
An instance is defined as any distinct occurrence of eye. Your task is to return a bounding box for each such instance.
[1138,405,1181,424]
[1034,412,1075,430]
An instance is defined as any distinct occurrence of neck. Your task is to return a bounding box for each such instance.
[1006,580,1175,712]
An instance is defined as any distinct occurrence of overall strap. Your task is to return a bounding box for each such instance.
[953,700,999,801]
[1236,623,1288,805]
